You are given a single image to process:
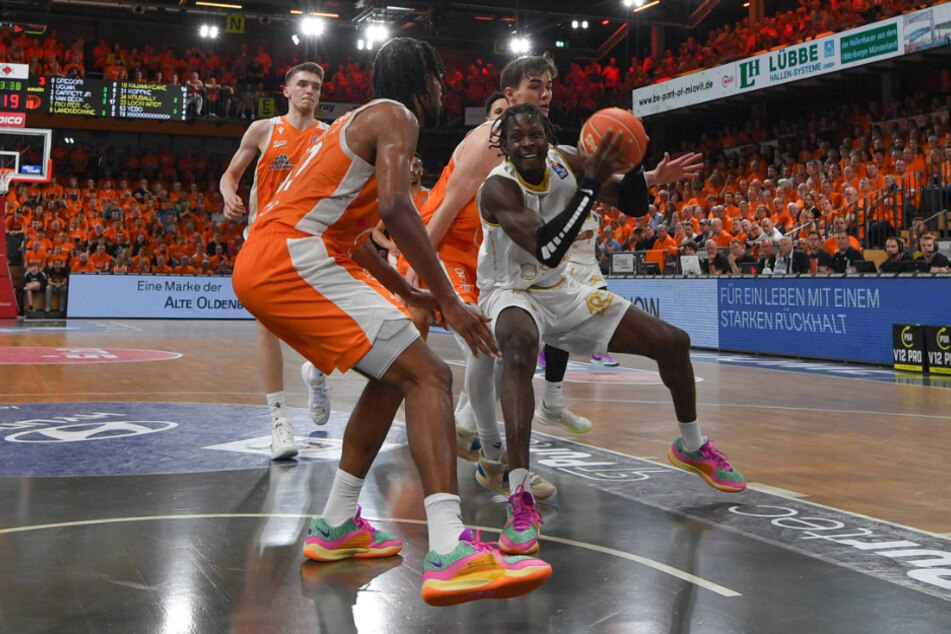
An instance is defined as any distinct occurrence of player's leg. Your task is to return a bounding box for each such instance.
[492,305,547,554]
[532,344,593,433]
[607,305,745,492]
[257,321,297,460]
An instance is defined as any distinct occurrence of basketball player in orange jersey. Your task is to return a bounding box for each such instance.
[220,62,332,460]
[231,38,551,607]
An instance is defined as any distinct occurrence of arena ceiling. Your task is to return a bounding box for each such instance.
[8,1,785,59]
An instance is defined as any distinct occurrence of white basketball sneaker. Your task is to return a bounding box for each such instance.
[271,418,299,460]
[533,401,593,434]
[301,361,331,426]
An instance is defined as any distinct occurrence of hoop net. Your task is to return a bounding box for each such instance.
[0,169,14,196]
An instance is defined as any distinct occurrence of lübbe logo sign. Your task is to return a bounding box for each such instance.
[0,112,26,127]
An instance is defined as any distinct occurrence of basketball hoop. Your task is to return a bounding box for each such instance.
[0,168,14,196]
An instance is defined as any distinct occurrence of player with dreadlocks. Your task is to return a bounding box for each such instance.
[232,37,552,606]
[474,103,746,556]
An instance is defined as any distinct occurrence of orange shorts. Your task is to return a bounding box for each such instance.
[232,226,416,378]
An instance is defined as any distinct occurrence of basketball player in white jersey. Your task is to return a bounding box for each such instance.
[476,104,746,556]
[220,62,331,460]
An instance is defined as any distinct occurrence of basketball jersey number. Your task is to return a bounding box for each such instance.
[275,140,323,195]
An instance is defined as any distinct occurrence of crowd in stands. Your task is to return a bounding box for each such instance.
[4,161,246,289]
[595,94,951,275]
[6,0,936,122]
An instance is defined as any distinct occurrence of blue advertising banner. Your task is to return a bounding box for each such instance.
[605,278,719,348]
[716,278,951,364]
[67,274,252,319]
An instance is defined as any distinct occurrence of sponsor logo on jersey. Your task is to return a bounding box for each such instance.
[269,153,292,170]
[550,160,568,179]
[272,140,288,148]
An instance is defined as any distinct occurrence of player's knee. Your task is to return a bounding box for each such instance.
[500,331,538,373]
[665,324,691,355]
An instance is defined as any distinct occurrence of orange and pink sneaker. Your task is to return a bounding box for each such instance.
[421,528,552,606]
[302,506,403,561]
[668,436,746,493]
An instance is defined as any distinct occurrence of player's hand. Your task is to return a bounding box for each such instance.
[223,194,247,220]
[651,151,704,185]
[440,298,499,359]
[399,286,439,310]
[583,130,634,185]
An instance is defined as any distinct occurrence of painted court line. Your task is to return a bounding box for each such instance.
[0,512,741,598]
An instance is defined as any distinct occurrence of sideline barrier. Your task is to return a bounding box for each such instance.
[606,276,951,365]
[65,273,951,365]
[67,274,251,320]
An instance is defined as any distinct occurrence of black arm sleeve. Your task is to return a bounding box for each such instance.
[617,165,649,217]
[534,177,600,268]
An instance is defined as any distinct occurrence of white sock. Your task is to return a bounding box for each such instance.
[508,468,532,498]
[455,391,477,432]
[321,468,364,527]
[678,421,706,452]
[543,381,564,410]
[266,391,286,423]
[424,492,466,554]
[464,350,503,461]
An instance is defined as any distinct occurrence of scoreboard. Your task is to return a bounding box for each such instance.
[27,77,187,121]
[0,63,29,126]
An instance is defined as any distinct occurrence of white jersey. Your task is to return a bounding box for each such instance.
[476,148,579,292]
[565,210,606,288]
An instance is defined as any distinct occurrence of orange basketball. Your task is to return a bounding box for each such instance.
[578,107,648,171]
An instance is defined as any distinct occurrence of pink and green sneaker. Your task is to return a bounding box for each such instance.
[668,437,746,493]
[498,486,543,555]
[421,528,552,606]
[302,506,403,561]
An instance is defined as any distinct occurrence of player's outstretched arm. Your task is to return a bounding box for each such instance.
[219,119,268,220]
[371,103,499,358]
[646,151,703,186]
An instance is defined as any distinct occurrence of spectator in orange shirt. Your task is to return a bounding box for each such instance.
[131,245,152,272]
[709,217,733,248]
[24,241,47,270]
[652,224,678,253]
[88,242,112,272]
[152,254,173,274]
[70,250,96,273]
[173,254,196,275]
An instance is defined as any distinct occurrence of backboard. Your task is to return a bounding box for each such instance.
[0,127,51,182]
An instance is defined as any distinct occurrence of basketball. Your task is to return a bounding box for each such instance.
[578,107,649,171]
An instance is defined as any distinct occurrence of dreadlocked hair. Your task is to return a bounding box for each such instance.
[489,103,558,160]
[371,37,446,113]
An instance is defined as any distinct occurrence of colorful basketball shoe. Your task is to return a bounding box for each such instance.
[421,528,552,606]
[302,507,403,561]
[475,451,557,501]
[498,486,543,556]
[667,437,747,493]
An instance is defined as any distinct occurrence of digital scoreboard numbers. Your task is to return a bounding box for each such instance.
[27,77,187,121]
[47,77,107,116]
[0,63,29,126]
[115,82,186,120]
[0,77,26,111]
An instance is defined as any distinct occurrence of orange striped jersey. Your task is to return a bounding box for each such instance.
[248,115,329,226]
[418,119,495,262]
[252,99,407,252]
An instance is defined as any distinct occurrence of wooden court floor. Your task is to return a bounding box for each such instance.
[1,319,950,632]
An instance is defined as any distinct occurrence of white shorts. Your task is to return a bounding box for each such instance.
[479,276,630,356]
[565,260,606,289]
